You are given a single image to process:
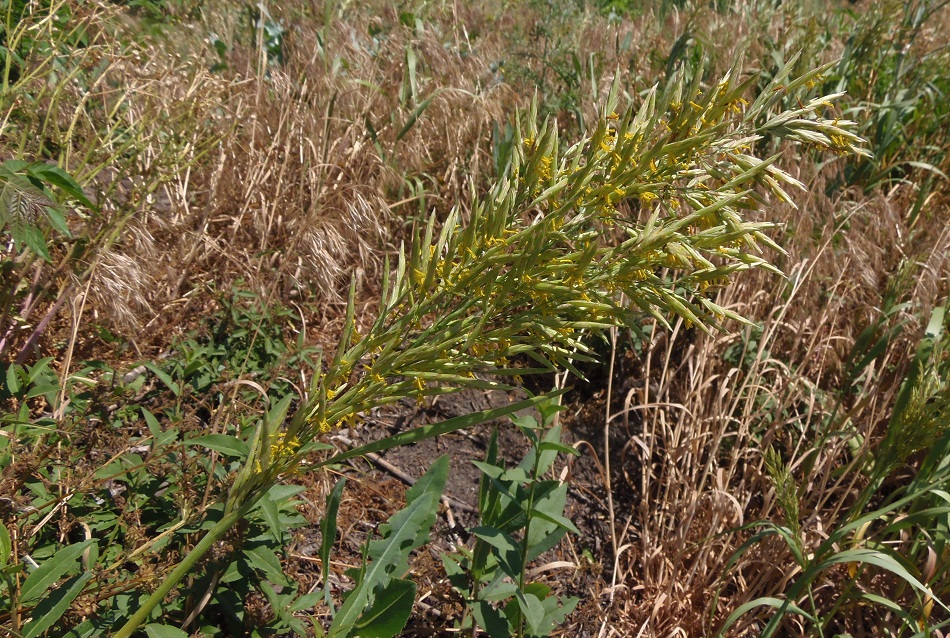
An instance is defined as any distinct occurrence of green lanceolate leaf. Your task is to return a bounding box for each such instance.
[321,477,347,606]
[186,434,249,458]
[0,523,10,565]
[25,163,95,210]
[21,539,94,602]
[256,489,283,543]
[6,364,22,395]
[22,572,93,638]
[514,590,545,635]
[353,578,416,638]
[472,599,513,638]
[471,526,523,579]
[328,493,438,637]
[242,544,287,584]
[370,456,447,578]
[143,362,181,397]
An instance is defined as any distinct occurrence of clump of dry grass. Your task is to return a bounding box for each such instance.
[76,0,531,346]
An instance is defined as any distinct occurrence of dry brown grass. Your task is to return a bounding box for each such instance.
[84,0,526,346]
[594,172,950,634]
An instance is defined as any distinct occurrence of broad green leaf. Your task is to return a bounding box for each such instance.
[6,364,21,395]
[471,526,523,578]
[144,362,180,397]
[144,625,191,638]
[22,572,92,638]
[375,455,448,564]
[480,579,519,602]
[510,414,540,430]
[25,383,60,401]
[256,491,282,543]
[515,591,545,635]
[328,494,437,637]
[26,358,54,383]
[186,434,249,458]
[289,590,324,613]
[369,465,443,574]
[142,407,161,437]
[44,205,71,236]
[26,164,96,209]
[269,485,307,502]
[21,540,94,602]
[243,545,286,583]
[22,224,51,262]
[472,600,512,638]
[441,553,471,594]
[530,503,579,534]
[538,593,578,635]
[353,578,416,638]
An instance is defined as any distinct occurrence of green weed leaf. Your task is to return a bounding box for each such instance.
[6,364,21,395]
[353,577,416,638]
[186,434,249,458]
[144,363,180,397]
[21,223,51,262]
[515,591,545,635]
[0,523,10,565]
[21,539,94,602]
[321,477,346,605]
[328,494,438,637]
[25,164,95,210]
[472,600,512,638]
[471,526,523,579]
[242,545,286,583]
[143,625,190,638]
[22,572,92,638]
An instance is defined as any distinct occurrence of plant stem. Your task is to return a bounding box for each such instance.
[113,493,264,638]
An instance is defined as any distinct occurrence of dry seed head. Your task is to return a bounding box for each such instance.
[89,250,155,330]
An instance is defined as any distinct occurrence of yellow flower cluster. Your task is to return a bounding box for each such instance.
[269,431,300,460]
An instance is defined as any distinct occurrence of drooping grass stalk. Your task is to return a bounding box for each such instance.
[115,59,868,635]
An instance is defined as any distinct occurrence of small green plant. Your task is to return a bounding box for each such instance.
[321,456,449,638]
[0,289,322,636]
[168,283,321,396]
[832,0,950,191]
[0,160,94,361]
[443,397,579,638]
[716,299,950,636]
